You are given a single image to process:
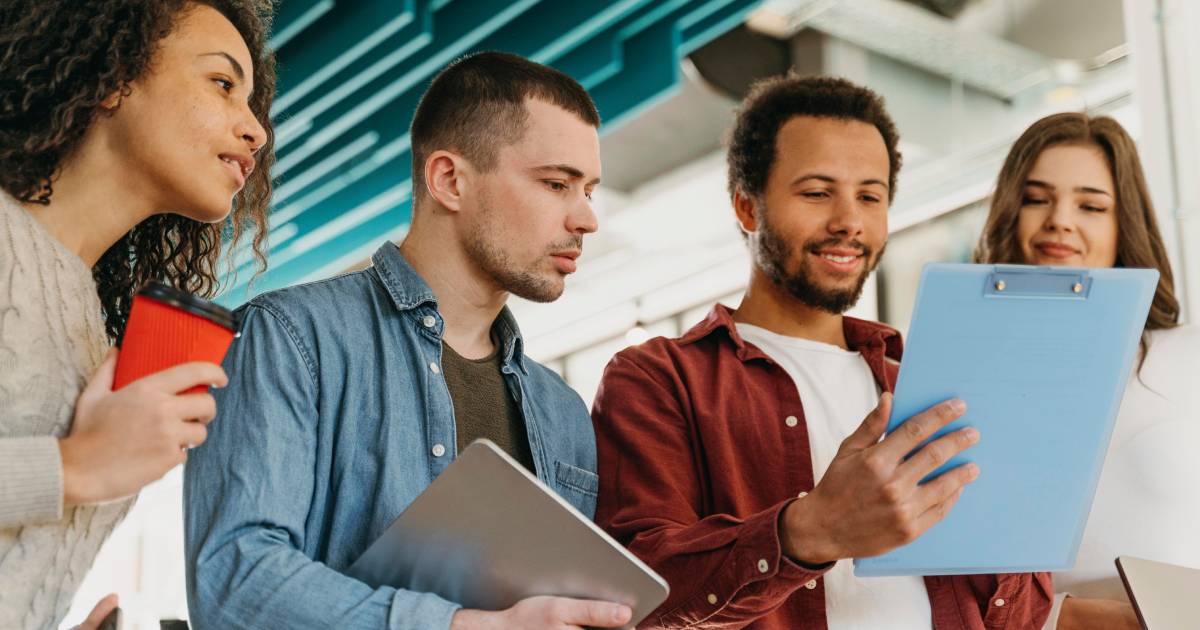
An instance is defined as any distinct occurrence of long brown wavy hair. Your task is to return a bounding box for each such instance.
[0,0,276,341]
[976,112,1180,369]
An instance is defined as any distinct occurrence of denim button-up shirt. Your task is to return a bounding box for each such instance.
[184,243,599,629]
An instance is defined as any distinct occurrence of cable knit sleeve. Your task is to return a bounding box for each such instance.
[0,435,64,527]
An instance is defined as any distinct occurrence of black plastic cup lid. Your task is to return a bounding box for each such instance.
[137,282,238,331]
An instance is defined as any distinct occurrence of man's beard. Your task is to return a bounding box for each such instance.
[463,203,582,303]
[752,206,882,315]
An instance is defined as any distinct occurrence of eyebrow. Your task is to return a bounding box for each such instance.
[1025,179,1113,198]
[199,52,245,81]
[791,173,889,189]
[532,164,601,186]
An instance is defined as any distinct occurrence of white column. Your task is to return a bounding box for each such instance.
[1124,0,1200,321]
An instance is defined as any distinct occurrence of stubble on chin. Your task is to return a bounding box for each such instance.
[753,212,880,315]
[463,226,564,303]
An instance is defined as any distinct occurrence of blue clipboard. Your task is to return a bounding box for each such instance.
[854,263,1159,577]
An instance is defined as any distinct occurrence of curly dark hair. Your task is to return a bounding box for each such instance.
[0,0,276,341]
[727,74,902,204]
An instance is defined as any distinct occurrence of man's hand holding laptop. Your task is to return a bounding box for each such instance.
[451,595,632,629]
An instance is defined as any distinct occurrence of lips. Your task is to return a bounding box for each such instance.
[1032,241,1080,259]
[550,249,581,274]
[218,153,254,190]
[810,246,865,273]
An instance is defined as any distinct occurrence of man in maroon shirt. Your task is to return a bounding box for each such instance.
[592,75,1052,629]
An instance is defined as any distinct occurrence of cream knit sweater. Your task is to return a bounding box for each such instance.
[0,191,133,629]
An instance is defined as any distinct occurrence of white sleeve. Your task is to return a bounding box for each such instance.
[1042,592,1071,630]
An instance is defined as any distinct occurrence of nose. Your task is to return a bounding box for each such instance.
[567,194,599,235]
[826,192,864,238]
[1043,198,1076,234]
[236,104,268,154]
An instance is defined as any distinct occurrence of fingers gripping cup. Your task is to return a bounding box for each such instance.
[113,283,239,394]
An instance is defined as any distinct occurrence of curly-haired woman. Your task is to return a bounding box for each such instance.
[0,1,275,627]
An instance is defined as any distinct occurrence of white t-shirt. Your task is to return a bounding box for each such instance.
[737,323,933,630]
[1045,325,1200,627]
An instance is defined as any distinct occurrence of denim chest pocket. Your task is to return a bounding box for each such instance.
[553,460,599,518]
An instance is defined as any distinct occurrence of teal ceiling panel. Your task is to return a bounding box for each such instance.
[272,0,644,198]
[251,0,653,251]
[271,1,420,119]
[219,0,762,305]
[679,0,759,54]
[587,19,681,128]
[551,0,689,86]
[273,0,536,164]
[268,0,335,50]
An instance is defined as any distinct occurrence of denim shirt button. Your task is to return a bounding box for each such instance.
[421,315,436,328]
[429,362,440,374]
[431,444,446,457]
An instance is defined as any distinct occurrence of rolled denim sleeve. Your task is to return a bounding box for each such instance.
[183,303,460,629]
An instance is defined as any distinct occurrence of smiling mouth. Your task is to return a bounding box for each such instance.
[219,160,245,191]
[810,249,866,272]
[218,154,254,189]
[1033,242,1080,258]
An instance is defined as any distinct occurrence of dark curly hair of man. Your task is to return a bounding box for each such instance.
[726,74,902,205]
[0,0,276,341]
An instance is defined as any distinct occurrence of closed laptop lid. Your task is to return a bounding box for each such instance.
[1116,555,1200,630]
[346,439,669,628]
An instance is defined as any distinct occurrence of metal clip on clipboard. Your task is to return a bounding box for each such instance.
[984,265,1093,299]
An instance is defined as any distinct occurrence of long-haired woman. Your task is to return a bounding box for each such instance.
[978,112,1199,630]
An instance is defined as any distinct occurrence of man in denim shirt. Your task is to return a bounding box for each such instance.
[184,52,632,630]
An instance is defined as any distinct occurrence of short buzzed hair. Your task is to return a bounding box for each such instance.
[410,51,600,204]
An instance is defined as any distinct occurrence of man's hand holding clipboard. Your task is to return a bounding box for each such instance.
[780,393,980,566]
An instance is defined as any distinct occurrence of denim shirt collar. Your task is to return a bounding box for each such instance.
[371,242,529,373]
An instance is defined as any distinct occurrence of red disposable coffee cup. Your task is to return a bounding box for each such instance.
[112,282,239,394]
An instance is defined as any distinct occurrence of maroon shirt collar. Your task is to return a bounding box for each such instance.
[681,304,904,365]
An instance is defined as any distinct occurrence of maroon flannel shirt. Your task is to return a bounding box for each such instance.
[593,305,1052,629]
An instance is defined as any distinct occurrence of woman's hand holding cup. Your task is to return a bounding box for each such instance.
[59,347,227,507]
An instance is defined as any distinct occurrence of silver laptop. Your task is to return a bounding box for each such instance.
[346,439,669,628]
[1116,556,1200,630]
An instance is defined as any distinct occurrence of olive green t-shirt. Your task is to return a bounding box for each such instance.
[441,340,536,472]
